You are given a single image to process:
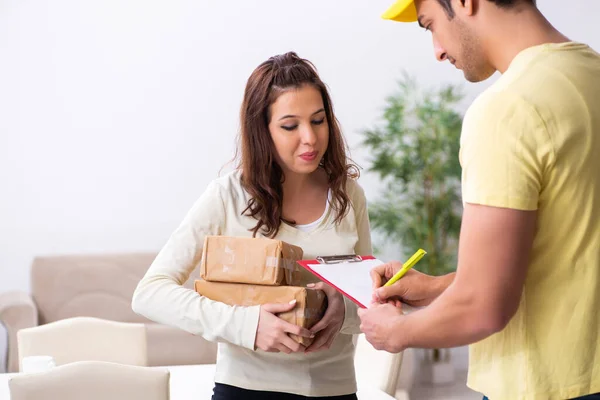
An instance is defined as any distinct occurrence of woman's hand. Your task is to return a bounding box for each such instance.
[255,300,315,353]
[304,282,345,353]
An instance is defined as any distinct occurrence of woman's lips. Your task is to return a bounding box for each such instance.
[299,151,318,161]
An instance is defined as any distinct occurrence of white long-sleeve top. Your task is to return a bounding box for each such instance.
[131,169,373,397]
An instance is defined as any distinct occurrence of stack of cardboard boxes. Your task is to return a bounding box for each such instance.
[194,236,327,346]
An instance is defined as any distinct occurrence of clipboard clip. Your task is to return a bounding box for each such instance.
[316,254,363,264]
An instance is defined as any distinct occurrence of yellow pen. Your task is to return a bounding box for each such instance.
[383,248,427,287]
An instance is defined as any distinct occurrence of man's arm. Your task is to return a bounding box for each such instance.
[401,203,536,348]
[360,203,536,352]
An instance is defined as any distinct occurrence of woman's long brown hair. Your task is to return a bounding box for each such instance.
[237,51,358,238]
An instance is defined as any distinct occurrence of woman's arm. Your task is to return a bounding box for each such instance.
[131,181,260,350]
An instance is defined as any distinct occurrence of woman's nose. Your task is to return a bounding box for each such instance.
[301,125,317,144]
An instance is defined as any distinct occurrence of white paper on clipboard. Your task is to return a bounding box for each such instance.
[301,257,420,313]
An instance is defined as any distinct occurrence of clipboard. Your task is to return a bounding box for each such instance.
[297,254,420,313]
[297,254,382,309]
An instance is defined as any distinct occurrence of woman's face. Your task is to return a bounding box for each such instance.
[268,84,329,176]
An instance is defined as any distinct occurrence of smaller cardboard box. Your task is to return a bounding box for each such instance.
[200,236,304,286]
[194,280,327,346]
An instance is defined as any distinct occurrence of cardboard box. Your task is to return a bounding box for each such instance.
[194,280,327,346]
[200,236,305,286]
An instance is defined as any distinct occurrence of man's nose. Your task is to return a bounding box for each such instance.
[433,38,447,62]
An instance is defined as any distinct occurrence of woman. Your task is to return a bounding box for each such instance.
[132,51,372,399]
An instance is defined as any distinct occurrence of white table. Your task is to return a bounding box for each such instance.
[0,364,395,400]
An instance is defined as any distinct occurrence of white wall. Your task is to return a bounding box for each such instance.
[1,0,599,294]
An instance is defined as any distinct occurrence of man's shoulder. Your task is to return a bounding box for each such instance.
[464,42,600,138]
[485,42,600,113]
[460,86,548,163]
[463,87,530,131]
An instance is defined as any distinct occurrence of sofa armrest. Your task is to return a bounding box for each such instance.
[0,291,38,372]
[354,334,404,397]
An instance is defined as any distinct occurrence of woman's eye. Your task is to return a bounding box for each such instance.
[312,118,325,125]
[281,125,298,131]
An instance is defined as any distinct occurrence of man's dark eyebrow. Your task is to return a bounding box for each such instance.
[417,16,425,28]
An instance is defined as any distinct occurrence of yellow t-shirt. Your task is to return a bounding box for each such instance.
[460,42,600,400]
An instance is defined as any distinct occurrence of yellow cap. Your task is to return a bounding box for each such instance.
[381,0,418,22]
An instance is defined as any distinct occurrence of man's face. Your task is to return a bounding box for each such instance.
[415,0,496,82]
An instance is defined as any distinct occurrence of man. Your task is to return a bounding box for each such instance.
[357,1,600,399]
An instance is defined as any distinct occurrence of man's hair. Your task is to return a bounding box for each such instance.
[436,0,536,19]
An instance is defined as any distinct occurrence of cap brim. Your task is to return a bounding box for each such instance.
[381,0,418,22]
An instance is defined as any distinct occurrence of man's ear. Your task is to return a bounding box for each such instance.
[455,0,475,17]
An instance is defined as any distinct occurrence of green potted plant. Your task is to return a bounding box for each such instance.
[362,73,464,385]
